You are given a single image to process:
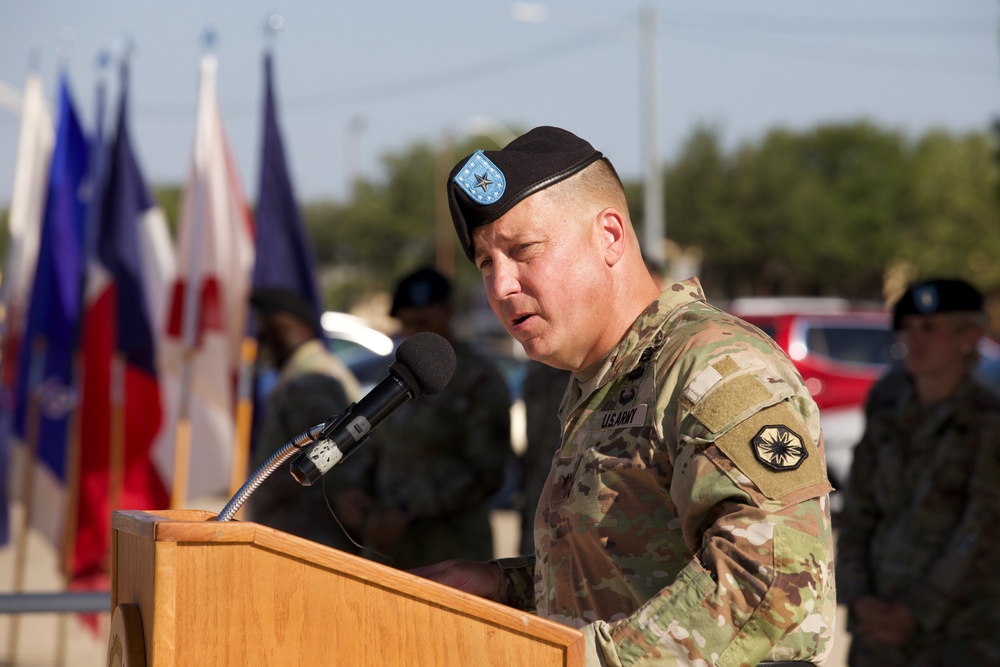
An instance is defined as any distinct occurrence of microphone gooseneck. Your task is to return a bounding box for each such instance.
[288,331,456,486]
[214,332,456,521]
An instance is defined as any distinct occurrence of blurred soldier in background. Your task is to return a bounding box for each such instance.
[246,286,365,553]
[837,278,1000,666]
[356,266,512,569]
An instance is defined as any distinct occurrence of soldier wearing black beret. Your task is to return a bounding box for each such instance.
[416,126,837,667]
[838,277,1000,666]
[891,277,985,332]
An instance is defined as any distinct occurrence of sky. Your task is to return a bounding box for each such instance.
[1,1,998,209]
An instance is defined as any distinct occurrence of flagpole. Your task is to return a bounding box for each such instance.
[227,17,280,506]
[56,350,86,667]
[61,39,111,581]
[7,338,46,663]
[229,337,257,504]
[107,353,126,514]
[171,31,216,509]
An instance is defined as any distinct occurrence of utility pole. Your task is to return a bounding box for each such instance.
[640,5,665,267]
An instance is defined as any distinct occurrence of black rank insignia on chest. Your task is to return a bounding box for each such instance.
[618,386,637,405]
[751,425,808,471]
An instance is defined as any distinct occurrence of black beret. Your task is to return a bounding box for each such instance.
[892,278,983,330]
[391,267,452,317]
[250,286,319,329]
[447,126,603,262]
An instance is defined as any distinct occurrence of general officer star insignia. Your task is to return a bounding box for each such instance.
[752,425,808,471]
[474,173,493,192]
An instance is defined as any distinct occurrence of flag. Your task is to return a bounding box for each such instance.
[11,73,89,547]
[238,50,328,476]
[159,53,255,505]
[0,70,54,546]
[253,50,323,330]
[74,62,173,581]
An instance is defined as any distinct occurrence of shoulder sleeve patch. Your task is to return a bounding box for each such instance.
[713,401,829,500]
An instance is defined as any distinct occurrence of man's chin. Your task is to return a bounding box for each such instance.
[518,337,547,361]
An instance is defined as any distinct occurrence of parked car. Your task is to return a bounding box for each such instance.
[321,311,395,368]
[721,297,900,513]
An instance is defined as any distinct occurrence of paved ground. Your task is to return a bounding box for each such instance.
[0,501,850,666]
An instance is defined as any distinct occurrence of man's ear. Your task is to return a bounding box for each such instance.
[597,207,626,267]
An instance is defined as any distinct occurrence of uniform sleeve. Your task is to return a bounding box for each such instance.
[592,361,836,666]
[405,358,512,519]
[904,414,1000,631]
[492,556,537,611]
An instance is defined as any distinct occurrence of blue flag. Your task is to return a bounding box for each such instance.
[13,73,90,484]
[99,67,158,374]
[252,51,323,336]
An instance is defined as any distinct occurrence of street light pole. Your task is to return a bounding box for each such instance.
[510,3,666,267]
[640,6,665,267]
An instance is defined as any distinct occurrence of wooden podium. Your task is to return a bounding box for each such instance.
[108,509,585,666]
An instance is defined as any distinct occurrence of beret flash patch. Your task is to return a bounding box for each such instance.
[752,425,807,471]
[452,150,506,205]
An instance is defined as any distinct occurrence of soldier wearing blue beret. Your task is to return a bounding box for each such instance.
[838,277,1000,666]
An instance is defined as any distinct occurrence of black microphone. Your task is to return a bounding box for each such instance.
[288,331,456,486]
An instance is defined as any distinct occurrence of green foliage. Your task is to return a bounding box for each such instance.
[901,130,1000,286]
[662,122,1000,300]
[5,120,994,323]
[304,120,1000,312]
[152,185,182,238]
[303,131,522,312]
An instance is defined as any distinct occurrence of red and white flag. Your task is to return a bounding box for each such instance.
[159,53,255,505]
[0,71,54,546]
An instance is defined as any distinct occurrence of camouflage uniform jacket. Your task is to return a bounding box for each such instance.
[360,341,512,569]
[494,278,837,667]
[248,339,362,551]
[836,370,1000,663]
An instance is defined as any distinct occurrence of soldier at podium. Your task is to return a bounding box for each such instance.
[413,127,836,666]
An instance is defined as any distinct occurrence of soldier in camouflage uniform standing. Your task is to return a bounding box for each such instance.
[355,267,512,569]
[837,278,1000,666]
[413,126,836,666]
[246,286,365,553]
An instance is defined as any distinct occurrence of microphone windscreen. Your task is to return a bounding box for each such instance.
[391,331,456,397]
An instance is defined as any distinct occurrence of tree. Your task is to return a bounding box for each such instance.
[304,133,515,313]
[662,122,999,301]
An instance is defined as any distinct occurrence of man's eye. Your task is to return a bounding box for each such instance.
[512,244,534,258]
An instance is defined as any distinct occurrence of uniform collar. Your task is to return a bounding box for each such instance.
[567,277,707,407]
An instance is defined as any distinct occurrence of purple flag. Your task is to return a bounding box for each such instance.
[252,51,323,335]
